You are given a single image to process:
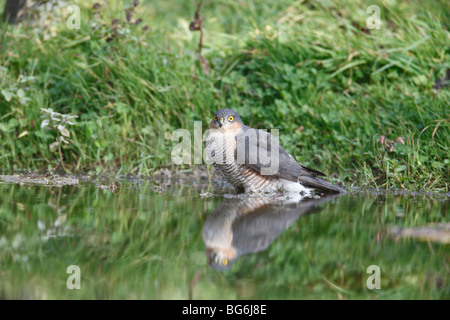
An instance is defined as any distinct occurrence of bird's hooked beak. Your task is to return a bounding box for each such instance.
[219,117,224,127]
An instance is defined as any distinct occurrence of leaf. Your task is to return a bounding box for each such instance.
[40,108,53,114]
[19,76,36,83]
[65,115,78,125]
[431,162,444,169]
[412,75,428,86]
[16,89,25,98]
[18,96,31,105]
[18,131,28,138]
[396,137,405,144]
[51,112,62,122]
[41,119,50,129]
[58,124,70,137]
[59,136,69,144]
[1,89,13,102]
[49,141,59,152]
[37,221,46,231]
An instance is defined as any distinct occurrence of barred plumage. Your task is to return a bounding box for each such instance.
[206,125,282,194]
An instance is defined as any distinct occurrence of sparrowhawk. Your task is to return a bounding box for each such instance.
[205,109,346,195]
[203,194,342,270]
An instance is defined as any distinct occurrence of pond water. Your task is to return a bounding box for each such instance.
[0,172,448,299]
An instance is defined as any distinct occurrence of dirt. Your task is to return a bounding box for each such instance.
[389,223,450,244]
[0,174,79,186]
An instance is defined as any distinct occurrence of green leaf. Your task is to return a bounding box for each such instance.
[431,161,443,169]
[49,142,59,152]
[16,89,25,98]
[58,125,70,137]
[41,119,50,129]
[1,89,13,102]
[59,135,69,144]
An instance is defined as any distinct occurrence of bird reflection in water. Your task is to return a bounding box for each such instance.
[202,194,342,270]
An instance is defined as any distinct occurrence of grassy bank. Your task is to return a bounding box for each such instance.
[0,0,448,190]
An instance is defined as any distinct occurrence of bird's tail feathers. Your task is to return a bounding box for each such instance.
[298,176,347,194]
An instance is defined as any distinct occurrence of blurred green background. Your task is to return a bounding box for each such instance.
[0,0,449,190]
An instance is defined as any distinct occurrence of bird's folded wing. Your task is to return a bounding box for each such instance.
[236,127,325,182]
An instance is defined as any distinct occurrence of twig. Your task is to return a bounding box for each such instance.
[189,271,202,300]
[189,0,209,75]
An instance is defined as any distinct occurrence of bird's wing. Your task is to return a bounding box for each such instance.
[236,126,324,181]
[236,127,345,193]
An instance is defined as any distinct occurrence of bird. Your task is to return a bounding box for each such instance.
[205,108,346,195]
[203,194,342,270]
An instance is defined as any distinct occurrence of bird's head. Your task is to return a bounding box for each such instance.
[210,109,243,130]
[205,247,236,271]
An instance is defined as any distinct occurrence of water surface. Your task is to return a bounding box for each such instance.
[0,173,448,299]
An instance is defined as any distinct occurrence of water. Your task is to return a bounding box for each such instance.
[0,173,448,299]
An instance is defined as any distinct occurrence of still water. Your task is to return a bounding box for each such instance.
[0,173,448,299]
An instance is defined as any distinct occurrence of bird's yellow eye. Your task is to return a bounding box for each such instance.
[213,116,218,121]
[222,259,228,266]
[228,116,234,122]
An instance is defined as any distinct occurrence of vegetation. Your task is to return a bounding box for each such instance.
[0,0,448,191]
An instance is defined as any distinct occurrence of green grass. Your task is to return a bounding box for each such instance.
[0,0,449,190]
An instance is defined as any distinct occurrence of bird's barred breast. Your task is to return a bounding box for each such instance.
[206,130,281,193]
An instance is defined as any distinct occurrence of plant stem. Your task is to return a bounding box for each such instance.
[57,131,66,171]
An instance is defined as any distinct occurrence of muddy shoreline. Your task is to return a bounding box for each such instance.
[0,169,448,198]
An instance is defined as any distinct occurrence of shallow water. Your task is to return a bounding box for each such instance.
[0,173,448,299]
